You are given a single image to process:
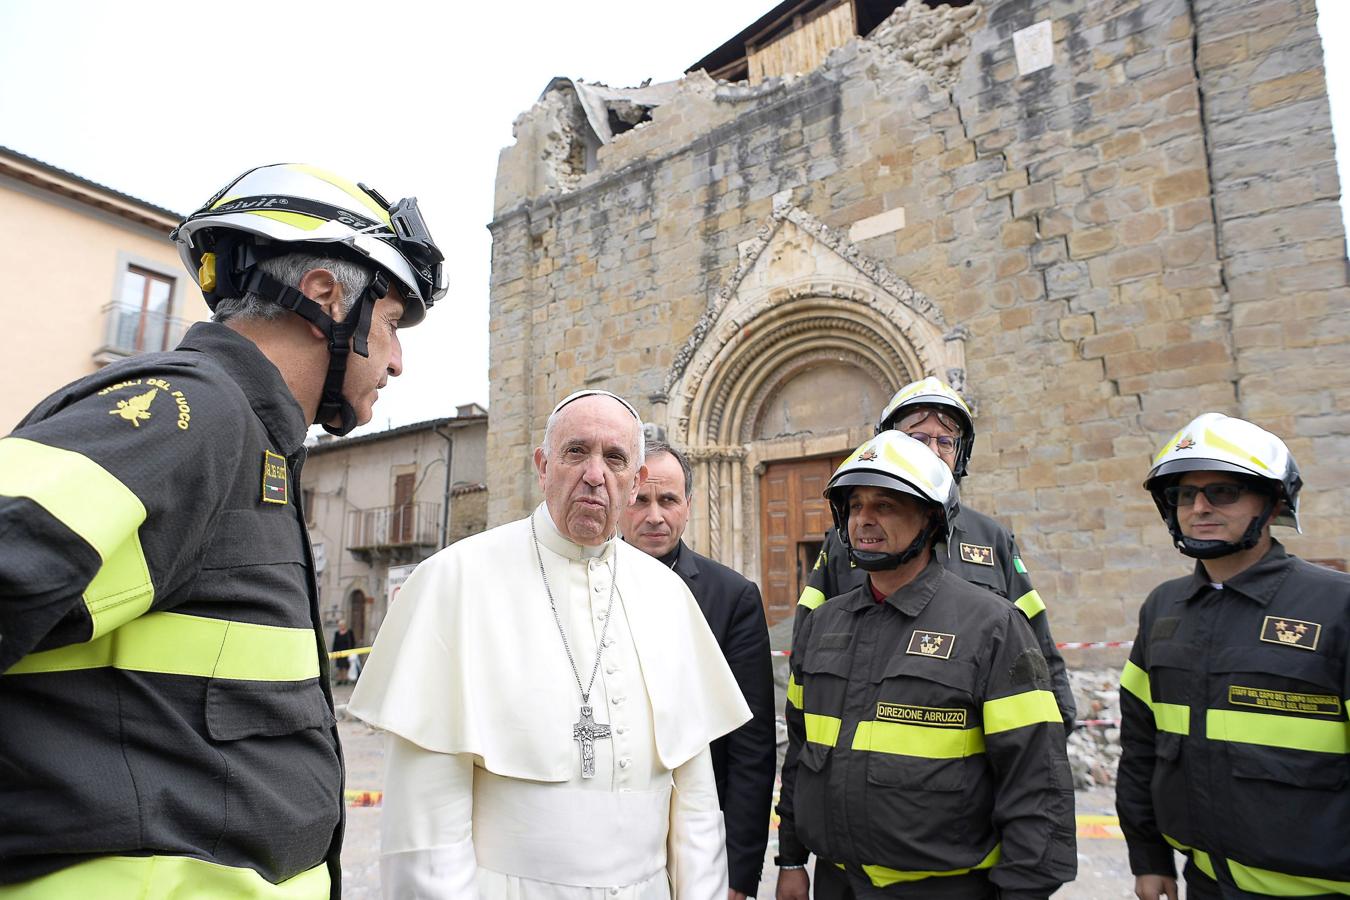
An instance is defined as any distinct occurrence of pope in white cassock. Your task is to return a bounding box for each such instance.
[350,390,752,898]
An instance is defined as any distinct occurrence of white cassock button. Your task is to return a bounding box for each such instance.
[594,583,604,593]
[605,664,616,674]
[611,696,625,705]
[619,757,631,769]
[609,889,619,896]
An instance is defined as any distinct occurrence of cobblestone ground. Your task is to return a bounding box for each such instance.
[335,684,1183,899]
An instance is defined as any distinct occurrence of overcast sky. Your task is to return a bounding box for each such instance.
[2,1,1346,437]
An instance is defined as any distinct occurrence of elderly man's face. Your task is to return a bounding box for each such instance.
[534,395,647,546]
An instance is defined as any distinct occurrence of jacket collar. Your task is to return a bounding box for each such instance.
[177,322,308,456]
[1183,540,1292,607]
[669,540,700,579]
[841,554,945,618]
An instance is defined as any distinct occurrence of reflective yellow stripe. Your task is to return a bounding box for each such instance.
[1121,660,1152,705]
[1013,589,1045,619]
[1228,858,1350,896]
[6,612,319,681]
[1121,661,1190,734]
[1163,835,1217,880]
[1206,709,1349,755]
[249,209,326,231]
[0,855,329,899]
[798,586,826,610]
[983,690,1060,735]
[289,163,391,223]
[787,674,803,709]
[805,713,842,747]
[851,719,985,758]
[1155,703,1190,735]
[0,438,152,639]
[1204,427,1272,472]
[860,844,1001,887]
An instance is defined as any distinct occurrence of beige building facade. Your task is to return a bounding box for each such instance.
[487,0,1350,648]
[303,407,488,644]
[0,147,206,431]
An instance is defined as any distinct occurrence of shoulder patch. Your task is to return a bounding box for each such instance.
[99,377,192,431]
[1260,615,1320,651]
[960,543,995,566]
[906,629,955,659]
[261,450,288,505]
[1009,647,1049,685]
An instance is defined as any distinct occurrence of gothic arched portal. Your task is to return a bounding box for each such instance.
[658,199,965,623]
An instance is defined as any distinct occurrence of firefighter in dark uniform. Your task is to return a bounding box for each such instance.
[776,431,1077,900]
[1118,413,1350,900]
[0,164,446,898]
[798,377,1076,732]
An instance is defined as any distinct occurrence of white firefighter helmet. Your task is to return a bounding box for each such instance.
[170,164,447,436]
[825,430,958,571]
[876,377,976,479]
[1144,412,1302,557]
[171,163,446,325]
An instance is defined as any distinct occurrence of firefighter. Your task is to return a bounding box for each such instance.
[1117,413,1350,900]
[776,431,1077,900]
[0,164,446,898]
[797,377,1076,732]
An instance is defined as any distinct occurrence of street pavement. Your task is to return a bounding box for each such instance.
[333,684,1177,899]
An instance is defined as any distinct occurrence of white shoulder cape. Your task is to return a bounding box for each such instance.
[348,507,751,780]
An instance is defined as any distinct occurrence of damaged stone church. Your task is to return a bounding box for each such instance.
[487,0,1350,647]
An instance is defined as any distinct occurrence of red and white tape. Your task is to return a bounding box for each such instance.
[771,641,1132,657]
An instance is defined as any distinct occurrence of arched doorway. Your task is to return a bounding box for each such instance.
[661,201,964,626]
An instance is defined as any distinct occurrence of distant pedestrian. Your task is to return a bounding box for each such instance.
[332,619,356,684]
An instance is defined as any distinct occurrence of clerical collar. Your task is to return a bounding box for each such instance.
[657,542,682,570]
[531,503,614,561]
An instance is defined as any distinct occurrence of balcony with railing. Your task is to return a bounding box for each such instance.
[94,301,193,365]
[346,501,442,564]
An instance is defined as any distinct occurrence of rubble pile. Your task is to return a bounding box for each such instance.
[1067,668,1123,789]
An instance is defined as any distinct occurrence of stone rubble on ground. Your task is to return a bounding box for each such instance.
[1067,667,1124,790]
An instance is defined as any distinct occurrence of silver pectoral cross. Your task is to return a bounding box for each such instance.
[573,704,612,779]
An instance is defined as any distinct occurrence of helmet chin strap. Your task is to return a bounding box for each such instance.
[1169,497,1275,560]
[237,267,389,438]
[847,519,938,572]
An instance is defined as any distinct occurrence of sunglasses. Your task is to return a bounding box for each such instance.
[1163,483,1254,507]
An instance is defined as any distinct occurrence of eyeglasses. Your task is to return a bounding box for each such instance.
[906,432,958,456]
[1163,483,1253,507]
[895,408,962,436]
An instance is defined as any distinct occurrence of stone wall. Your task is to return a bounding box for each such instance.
[487,0,1348,644]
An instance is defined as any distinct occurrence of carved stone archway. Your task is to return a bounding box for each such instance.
[658,198,965,582]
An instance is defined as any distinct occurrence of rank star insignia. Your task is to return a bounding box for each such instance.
[960,543,995,566]
[110,387,158,427]
[1260,615,1321,651]
[906,629,955,659]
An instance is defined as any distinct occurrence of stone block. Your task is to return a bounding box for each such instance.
[1150,168,1210,207]
[1002,219,1039,248]
[1069,227,1119,259]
